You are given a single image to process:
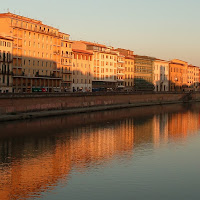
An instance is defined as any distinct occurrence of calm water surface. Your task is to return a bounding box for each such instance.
[0,103,200,200]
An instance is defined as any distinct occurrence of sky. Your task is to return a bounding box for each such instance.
[1,0,200,65]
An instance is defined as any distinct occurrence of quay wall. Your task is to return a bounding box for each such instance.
[0,92,199,116]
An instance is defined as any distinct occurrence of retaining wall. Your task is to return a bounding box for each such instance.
[0,92,199,115]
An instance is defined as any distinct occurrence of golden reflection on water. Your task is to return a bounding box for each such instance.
[0,104,200,199]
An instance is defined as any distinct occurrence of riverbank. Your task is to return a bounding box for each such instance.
[0,95,198,122]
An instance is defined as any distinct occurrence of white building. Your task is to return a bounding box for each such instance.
[153,59,169,92]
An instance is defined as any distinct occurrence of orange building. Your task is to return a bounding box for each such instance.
[116,48,134,91]
[0,36,13,93]
[0,12,72,92]
[169,59,188,91]
[73,41,118,90]
[72,49,93,92]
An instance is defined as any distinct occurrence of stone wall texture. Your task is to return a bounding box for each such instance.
[0,92,199,115]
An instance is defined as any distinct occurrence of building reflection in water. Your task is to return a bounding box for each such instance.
[0,104,200,199]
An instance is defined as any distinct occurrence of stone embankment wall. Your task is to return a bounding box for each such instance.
[0,92,199,115]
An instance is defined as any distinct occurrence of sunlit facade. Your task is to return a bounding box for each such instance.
[0,12,72,93]
[116,53,125,89]
[187,65,199,91]
[169,59,188,91]
[60,33,73,92]
[153,59,169,91]
[73,41,118,90]
[72,49,93,92]
[116,48,134,91]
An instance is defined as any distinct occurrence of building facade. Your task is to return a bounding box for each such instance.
[134,55,155,91]
[187,65,199,91]
[116,48,134,91]
[153,59,169,92]
[116,53,125,90]
[72,49,93,92]
[73,41,118,91]
[60,33,73,92]
[0,36,13,93]
[0,12,73,93]
[169,59,188,91]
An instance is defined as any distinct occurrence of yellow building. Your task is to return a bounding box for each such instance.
[72,49,93,92]
[60,33,73,92]
[116,48,134,91]
[0,36,13,93]
[73,41,118,90]
[0,12,72,93]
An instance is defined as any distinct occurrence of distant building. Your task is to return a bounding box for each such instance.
[72,49,93,92]
[116,48,134,91]
[187,65,199,91]
[0,36,13,93]
[73,41,118,90]
[116,53,125,90]
[169,59,188,91]
[134,55,155,91]
[60,33,73,92]
[153,59,169,92]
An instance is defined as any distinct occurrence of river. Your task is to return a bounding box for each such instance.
[0,103,200,200]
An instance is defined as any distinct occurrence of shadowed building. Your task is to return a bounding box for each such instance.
[134,55,155,91]
[0,36,13,93]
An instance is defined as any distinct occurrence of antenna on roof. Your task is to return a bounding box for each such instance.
[7,8,10,13]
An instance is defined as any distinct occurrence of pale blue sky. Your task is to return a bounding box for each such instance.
[1,0,200,65]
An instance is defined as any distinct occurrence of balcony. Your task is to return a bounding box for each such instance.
[61,54,72,58]
[61,63,72,66]
[13,65,22,69]
[13,72,25,77]
[117,72,125,76]
[13,54,22,58]
[117,85,125,88]
[117,79,124,82]
[53,51,60,55]
[62,70,72,74]
[118,66,125,70]
[0,70,12,75]
[118,60,124,63]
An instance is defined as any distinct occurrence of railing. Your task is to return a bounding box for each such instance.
[13,72,25,77]
[62,70,72,74]
[61,54,72,58]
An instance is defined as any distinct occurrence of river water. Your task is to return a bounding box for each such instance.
[0,103,200,200]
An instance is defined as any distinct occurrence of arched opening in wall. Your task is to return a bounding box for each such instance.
[164,85,166,91]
